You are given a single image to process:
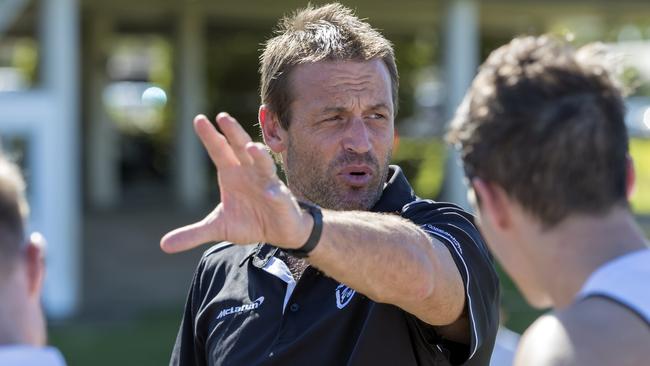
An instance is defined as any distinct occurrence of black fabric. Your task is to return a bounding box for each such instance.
[170,165,499,366]
[400,199,500,365]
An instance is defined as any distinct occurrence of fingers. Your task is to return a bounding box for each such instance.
[193,115,239,168]
[246,142,277,177]
[216,113,254,165]
[160,219,218,254]
[194,112,276,173]
[194,113,258,168]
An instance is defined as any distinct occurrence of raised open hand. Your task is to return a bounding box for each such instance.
[160,113,311,253]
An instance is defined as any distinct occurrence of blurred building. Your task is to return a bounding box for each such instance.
[1,0,649,324]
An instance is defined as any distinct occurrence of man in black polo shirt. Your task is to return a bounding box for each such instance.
[162,3,498,365]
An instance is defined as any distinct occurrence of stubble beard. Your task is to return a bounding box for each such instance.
[284,140,391,211]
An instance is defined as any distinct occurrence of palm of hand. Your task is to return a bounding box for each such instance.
[213,165,300,245]
[161,113,307,253]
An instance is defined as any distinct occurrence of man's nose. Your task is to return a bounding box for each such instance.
[342,118,372,154]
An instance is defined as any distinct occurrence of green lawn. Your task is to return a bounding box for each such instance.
[49,309,180,366]
[630,138,650,214]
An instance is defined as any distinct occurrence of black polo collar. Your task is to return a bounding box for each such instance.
[371,165,417,214]
[240,243,278,268]
[243,165,416,263]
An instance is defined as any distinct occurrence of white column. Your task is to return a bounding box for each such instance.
[87,15,120,209]
[39,0,81,318]
[442,0,479,210]
[174,4,208,208]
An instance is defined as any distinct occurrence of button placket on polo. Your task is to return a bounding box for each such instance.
[269,267,320,352]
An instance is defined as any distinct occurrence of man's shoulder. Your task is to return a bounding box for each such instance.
[189,243,258,297]
[198,242,256,269]
[401,199,475,226]
[202,241,237,258]
[516,300,650,366]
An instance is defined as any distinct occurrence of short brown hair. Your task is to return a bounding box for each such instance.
[448,35,628,227]
[260,3,399,129]
[0,152,28,275]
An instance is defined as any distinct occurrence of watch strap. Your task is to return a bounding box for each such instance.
[286,201,323,258]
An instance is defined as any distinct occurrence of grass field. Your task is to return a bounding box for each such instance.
[630,139,650,214]
[49,310,179,366]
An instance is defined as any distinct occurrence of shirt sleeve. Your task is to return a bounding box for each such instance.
[170,255,209,366]
[400,199,500,365]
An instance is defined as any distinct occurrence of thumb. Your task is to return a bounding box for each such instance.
[160,220,218,254]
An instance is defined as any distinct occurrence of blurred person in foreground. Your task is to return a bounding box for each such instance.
[448,35,650,366]
[0,153,65,365]
[161,3,499,365]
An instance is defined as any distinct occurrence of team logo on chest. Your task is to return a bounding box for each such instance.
[335,284,356,309]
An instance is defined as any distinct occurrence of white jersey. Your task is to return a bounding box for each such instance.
[0,346,66,366]
[577,248,650,325]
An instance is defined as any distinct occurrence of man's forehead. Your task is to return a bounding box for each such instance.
[292,59,390,85]
[289,59,393,109]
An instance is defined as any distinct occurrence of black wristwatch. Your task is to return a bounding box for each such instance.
[285,201,323,258]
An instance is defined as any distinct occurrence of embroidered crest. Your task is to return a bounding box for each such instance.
[335,284,356,309]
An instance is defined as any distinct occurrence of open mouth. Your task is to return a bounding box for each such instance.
[339,166,373,187]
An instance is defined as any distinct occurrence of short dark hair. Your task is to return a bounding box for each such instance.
[448,35,628,227]
[259,3,398,129]
[0,153,28,276]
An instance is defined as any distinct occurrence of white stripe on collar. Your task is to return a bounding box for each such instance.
[261,256,297,313]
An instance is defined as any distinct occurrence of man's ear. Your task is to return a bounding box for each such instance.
[625,154,636,201]
[472,178,511,230]
[259,105,288,154]
[24,233,45,298]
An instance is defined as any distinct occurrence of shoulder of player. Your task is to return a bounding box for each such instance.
[562,297,650,342]
[514,314,573,366]
[564,297,650,364]
[516,301,650,366]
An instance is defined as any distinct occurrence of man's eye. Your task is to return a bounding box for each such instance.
[323,115,342,122]
[368,113,386,120]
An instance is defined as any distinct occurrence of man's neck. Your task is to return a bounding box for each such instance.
[0,316,25,345]
[277,251,310,282]
[531,207,648,309]
[0,285,26,345]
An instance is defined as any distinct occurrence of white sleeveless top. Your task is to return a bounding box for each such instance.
[577,248,650,325]
[0,346,66,366]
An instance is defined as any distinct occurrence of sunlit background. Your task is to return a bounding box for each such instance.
[0,0,649,365]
